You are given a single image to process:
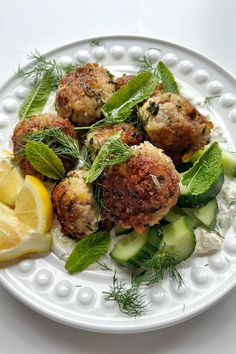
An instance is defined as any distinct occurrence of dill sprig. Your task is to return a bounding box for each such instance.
[17,50,79,89]
[20,127,90,168]
[97,261,112,271]
[103,272,148,317]
[133,251,184,288]
[132,48,161,75]
[104,247,183,317]
[84,132,135,183]
[204,95,221,107]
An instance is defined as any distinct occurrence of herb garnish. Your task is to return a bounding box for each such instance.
[204,95,221,107]
[65,231,111,274]
[19,73,53,120]
[21,127,90,168]
[157,61,179,94]
[103,272,148,317]
[17,50,78,88]
[131,48,161,74]
[85,132,135,183]
[25,141,65,179]
[104,248,183,316]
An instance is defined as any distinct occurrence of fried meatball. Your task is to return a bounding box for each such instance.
[139,93,213,165]
[85,123,144,160]
[101,142,180,233]
[55,63,116,126]
[12,113,77,177]
[51,169,98,239]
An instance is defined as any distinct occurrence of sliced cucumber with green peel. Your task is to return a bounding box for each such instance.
[178,142,224,207]
[187,198,218,230]
[222,150,236,177]
[110,224,163,269]
[164,199,218,231]
[160,216,196,264]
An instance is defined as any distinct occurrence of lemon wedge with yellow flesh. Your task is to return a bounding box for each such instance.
[0,150,24,207]
[15,175,53,234]
[0,217,52,262]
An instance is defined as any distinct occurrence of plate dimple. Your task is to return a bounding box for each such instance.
[162,53,178,67]
[178,60,194,74]
[14,86,29,99]
[191,267,211,286]
[34,269,54,288]
[110,46,125,60]
[74,50,90,63]
[193,69,209,84]
[128,46,143,60]
[77,287,96,306]
[2,98,18,113]
[220,93,236,108]
[207,80,223,95]
[54,280,73,298]
[0,113,9,127]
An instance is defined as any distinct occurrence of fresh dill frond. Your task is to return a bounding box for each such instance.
[133,251,184,288]
[20,127,90,168]
[97,261,112,271]
[89,40,103,47]
[84,132,135,183]
[103,272,148,317]
[132,48,161,77]
[204,95,221,107]
[17,50,79,89]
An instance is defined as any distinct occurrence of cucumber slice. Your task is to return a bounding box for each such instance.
[222,151,236,177]
[160,216,196,263]
[114,224,133,236]
[189,198,218,230]
[110,224,163,269]
[178,142,224,207]
[164,199,218,231]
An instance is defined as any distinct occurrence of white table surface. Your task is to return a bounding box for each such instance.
[0,0,236,353]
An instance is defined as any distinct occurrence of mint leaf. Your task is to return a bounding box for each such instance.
[65,231,111,274]
[85,132,135,183]
[181,142,223,194]
[19,73,53,120]
[25,141,65,179]
[157,61,179,94]
[102,71,158,123]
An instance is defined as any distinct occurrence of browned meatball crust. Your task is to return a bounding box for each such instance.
[86,123,144,160]
[12,113,76,177]
[101,142,180,233]
[51,169,98,239]
[139,92,213,165]
[55,63,116,126]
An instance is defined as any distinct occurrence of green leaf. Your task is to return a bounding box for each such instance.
[181,142,223,194]
[25,141,65,179]
[84,132,135,183]
[102,71,158,123]
[19,73,53,120]
[157,61,179,94]
[65,231,111,274]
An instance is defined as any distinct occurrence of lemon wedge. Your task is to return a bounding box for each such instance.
[15,175,53,234]
[0,217,52,262]
[0,150,24,207]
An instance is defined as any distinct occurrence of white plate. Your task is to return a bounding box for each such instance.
[0,35,236,333]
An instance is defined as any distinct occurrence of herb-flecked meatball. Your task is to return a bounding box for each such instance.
[51,169,98,239]
[55,63,116,126]
[101,141,180,233]
[12,113,77,177]
[139,92,213,165]
[85,123,144,160]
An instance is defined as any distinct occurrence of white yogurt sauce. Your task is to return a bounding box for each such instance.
[49,78,236,260]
